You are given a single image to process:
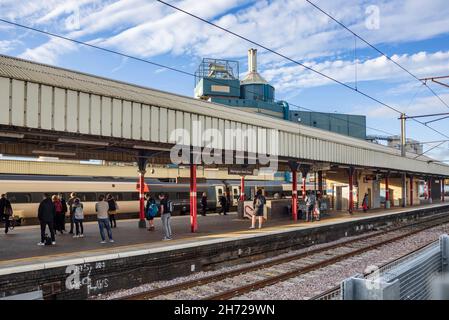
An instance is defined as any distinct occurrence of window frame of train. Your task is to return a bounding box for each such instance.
[6,192,32,204]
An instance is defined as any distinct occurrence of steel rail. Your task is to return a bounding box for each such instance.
[310,239,440,300]
[120,211,449,300]
[204,215,449,300]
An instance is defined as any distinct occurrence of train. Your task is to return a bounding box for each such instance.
[0,174,293,224]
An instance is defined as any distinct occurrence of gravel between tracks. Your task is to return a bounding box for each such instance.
[94,221,449,300]
[236,223,449,300]
[93,227,383,300]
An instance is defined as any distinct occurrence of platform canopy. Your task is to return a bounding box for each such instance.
[0,54,448,177]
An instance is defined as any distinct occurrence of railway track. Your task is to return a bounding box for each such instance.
[119,212,449,300]
[311,239,441,300]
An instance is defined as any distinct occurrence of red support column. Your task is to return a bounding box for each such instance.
[441,178,445,202]
[385,175,390,208]
[348,168,354,214]
[318,171,323,198]
[428,178,432,203]
[190,164,198,233]
[410,176,414,206]
[240,176,245,201]
[138,170,146,228]
[302,175,306,201]
[292,170,298,221]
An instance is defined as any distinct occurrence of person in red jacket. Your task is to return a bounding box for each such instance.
[52,195,64,235]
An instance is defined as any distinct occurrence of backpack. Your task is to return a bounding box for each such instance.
[255,195,265,209]
[167,200,174,213]
[146,203,159,219]
[4,206,13,216]
[44,234,52,245]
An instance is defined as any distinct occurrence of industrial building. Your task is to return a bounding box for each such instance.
[194,49,367,140]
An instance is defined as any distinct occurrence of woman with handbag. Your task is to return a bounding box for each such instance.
[0,194,12,234]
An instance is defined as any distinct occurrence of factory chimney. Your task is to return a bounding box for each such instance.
[241,48,268,85]
[248,48,257,73]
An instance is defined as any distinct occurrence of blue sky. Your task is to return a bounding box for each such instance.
[1,0,449,160]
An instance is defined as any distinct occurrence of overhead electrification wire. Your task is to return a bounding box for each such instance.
[156,0,449,141]
[0,18,193,78]
[304,0,449,111]
[0,17,394,137]
[157,0,449,142]
[156,0,404,116]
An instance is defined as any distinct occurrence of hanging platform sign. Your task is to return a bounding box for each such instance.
[228,167,255,176]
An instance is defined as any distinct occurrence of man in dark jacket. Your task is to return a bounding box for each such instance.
[0,194,12,234]
[201,192,207,216]
[38,193,56,245]
[218,193,228,215]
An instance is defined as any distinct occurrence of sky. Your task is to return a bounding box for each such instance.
[1,0,449,160]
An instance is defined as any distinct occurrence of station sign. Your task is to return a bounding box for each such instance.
[228,167,255,176]
[136,183,149,192]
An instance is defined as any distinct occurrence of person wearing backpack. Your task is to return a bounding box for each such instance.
[145,193,157,231]
[250,189,266,229]
[72,198,84,238]
[106,194,118,228]
[159,193,172,241]
[0,194,12,234]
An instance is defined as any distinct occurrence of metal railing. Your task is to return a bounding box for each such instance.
[314,234,449,300]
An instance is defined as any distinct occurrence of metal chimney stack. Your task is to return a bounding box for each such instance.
[248,48,257,73]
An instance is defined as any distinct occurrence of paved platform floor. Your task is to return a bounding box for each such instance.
[0,203,447,271]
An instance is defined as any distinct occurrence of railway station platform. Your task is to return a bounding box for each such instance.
[1,203,449,299]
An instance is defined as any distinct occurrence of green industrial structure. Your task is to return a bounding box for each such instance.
[194,49,366,140]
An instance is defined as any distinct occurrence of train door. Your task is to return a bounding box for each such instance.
[216,186,225,206]
[367,188,372,208]
[255,187,265,196]
[336,186,342,211]
[232,186,239,206]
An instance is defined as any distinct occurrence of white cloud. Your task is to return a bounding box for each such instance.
[263,50,449,92]
[19,38,77,64]
[0,39,21,53]
[2,0,449,88]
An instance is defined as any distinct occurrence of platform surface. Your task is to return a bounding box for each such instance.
[0,203,447,273]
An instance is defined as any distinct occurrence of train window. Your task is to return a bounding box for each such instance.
[109,193,124,201]
[78,193,97,202]
[177,192,190,200]
[130,192,139,201]
[7,193,32,204]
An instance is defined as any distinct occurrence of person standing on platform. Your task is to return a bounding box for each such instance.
[159,193,172,241]
[218,193,228,215]
[0,194,12,234]
[145,193,156,231]
[53,195,64,235]
[67,192,77,234]
[201,192,208,216]
[226,189,232,213]
[96,195,114,243]
[362,193,369,213]
[37,194,56,245]
[106,194,118,228]
[305,192,316,222]
[72,198,84,238]
[250,189,266,229]
[58,193,68,232]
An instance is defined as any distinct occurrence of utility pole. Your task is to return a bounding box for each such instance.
[400,113,407,207]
